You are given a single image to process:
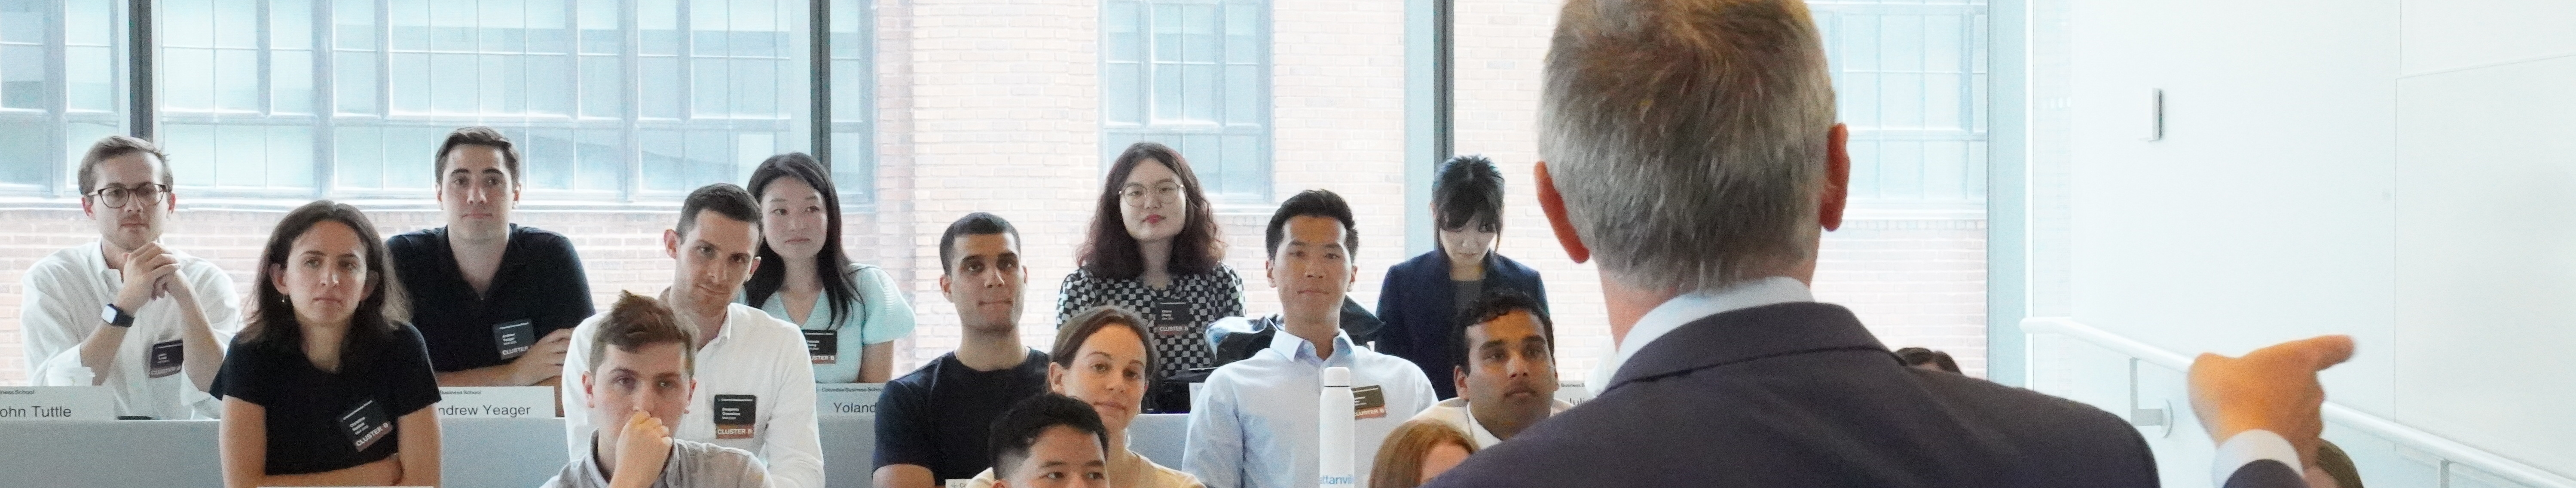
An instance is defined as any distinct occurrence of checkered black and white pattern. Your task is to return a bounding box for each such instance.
[1055,265,1247,381]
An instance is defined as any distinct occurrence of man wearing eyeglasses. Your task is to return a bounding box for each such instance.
[18,135,244,420]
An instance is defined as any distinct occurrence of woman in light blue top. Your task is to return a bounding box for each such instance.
[741,153,917,383]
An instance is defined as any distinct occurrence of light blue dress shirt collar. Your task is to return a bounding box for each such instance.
[1585,276,1815,390]
[1268,322,1357,366]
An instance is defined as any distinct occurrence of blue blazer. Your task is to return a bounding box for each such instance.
[1375,250,1546,399]
[1423,302,2163,488]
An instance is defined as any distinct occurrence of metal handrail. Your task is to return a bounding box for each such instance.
[2020,316,2576,488]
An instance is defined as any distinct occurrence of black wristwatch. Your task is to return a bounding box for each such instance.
[101,304,136,328]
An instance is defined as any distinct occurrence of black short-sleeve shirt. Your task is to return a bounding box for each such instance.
[212,323,443,475]
[386,224,595,373]
[872,350,1051,481]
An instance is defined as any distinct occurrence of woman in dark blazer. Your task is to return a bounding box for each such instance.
[1375,155,1547,399]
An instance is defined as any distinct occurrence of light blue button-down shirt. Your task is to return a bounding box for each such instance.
[1184,326,1437,488]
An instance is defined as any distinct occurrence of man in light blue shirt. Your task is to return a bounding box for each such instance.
[1184,190,1436,488]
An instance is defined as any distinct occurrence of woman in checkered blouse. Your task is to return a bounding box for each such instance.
[1057,142,1246,412]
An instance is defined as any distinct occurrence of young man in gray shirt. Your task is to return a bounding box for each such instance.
[547,292,771,488]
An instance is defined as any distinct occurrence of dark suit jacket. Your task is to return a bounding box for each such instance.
[1375,251,1547,399]
[1422,302,2161,488]
[2229,460,2307,488]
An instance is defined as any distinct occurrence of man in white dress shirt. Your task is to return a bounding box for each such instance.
[19,135,242,420]
[562,183,822,488]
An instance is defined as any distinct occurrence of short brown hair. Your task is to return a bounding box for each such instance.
[77,135,172,193]
[1368,419,1479,488]
[587,292,699,376]
[432,126,524,183]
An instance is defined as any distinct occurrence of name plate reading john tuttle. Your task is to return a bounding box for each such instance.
[0,387,114,420]
[434,387,556,418]
[816,384,886,417]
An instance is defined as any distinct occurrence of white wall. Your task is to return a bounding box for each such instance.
[2040,0,2576,479]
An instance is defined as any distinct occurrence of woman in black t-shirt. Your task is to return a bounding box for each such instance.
[214,201,443,488]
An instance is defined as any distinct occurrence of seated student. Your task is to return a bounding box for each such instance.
[741,153,917,384]
[1405,291,1568,448]
[388,126,593,387]
[964,306,1204,488]
[1366,420,1477,488]
[1184,190,1438,488]
[1895,347,1962,374]
[560,184,824,488]
[986,394,1115,488]
[546,292,772,488]
[1376,155,1546,399]
[875,212,1054,488]
[213,201,441,488]
[21,135,242,420]
[1057,142,1245,410]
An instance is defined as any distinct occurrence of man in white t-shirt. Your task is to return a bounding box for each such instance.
[562,183,822,488]
[19,135,242,420]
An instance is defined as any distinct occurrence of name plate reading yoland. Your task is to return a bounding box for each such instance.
[434,387,556,418]
[816,384,887,417]
[0,387,113,420]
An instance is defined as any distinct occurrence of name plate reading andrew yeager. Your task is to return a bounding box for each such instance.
[816,384,886,417]
[434,387,556,418]
[0,387,114,420]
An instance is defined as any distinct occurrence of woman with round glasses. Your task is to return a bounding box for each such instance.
[1055,142,1244,412]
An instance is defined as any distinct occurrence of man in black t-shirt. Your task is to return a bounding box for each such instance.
[386,127,596,387]
[873,213,1051,488]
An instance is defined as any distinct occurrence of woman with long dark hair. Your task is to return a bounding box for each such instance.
[1057,142,1244,410]
[741,152,916,383]
[214,201,441,487]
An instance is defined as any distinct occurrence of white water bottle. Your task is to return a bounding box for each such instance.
[1318,366,1357,488]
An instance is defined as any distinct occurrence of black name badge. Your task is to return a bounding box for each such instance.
[147,340,184,378]
[803,330,839,365]
[712,394,757,439]
[1351,385,1387,420]
[339,398,393,452]
[1151,299,1193,337]
[493,319,535,360]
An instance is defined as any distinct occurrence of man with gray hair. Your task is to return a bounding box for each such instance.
[1420,0,2163,486]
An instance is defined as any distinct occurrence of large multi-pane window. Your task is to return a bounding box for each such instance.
[1100,0,1268,205]
[148,0,819,202]
[826,0,868,204]
[0,0,125,194]
[1813,0,1989,208]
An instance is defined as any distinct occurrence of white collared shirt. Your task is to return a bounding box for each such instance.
[1184,327,1438,488]
[1585,276,1813,391]
[1406,396,1574,449]
[562,302,823,488]
[18,242,242,419]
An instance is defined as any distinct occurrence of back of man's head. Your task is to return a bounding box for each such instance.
[1541,0,1837,293]
[589,291,699,376]
[677,183,761,238]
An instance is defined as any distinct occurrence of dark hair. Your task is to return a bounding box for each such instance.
[589,292,699,376]
[1432,154,1505,236]
[1264,189,1360,258]
[742,153,863,328]
[78,135,174,194]
[939,212,1021,274]
[1895,347,1961,374]
[432,126,524,183]
[1078,142,1227,279]
[1449,290,1554,371]
[987,394,1110,479]
[242,201,410,350]
[677,183,761,238]
[1051,305,1158,387]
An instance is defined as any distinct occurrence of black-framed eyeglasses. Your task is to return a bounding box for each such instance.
[87,184,169,209]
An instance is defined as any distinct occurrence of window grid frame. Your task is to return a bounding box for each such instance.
[1100,0,1272,206]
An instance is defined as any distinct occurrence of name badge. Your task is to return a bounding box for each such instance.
[712,394,757,439]
[434,387,555,418]
[1151,299,1193,337]
[0,387,114,421]
[340,398,394,452]
[945,480,972,488]
[493,319,536,360]
[803,330,839,365]
[147,340,185,378]
[816,383,885,417]
[1351,385,1387,420]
